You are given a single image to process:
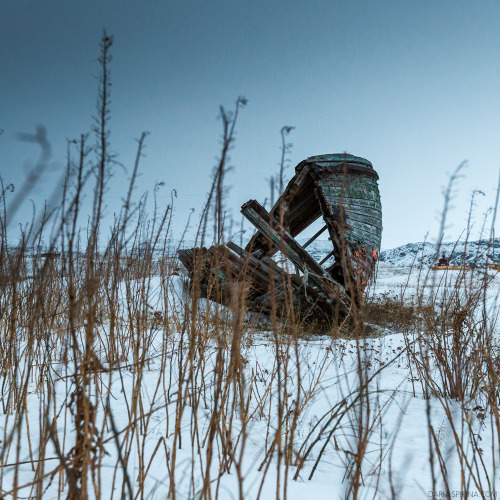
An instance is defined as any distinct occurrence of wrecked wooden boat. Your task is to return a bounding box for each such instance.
[179,153,382,324]
[430,265,471,271]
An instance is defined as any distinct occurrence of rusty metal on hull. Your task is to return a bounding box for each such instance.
[178,153,382,323]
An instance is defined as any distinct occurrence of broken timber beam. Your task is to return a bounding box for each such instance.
[241,199,351,314]
[302,224,328,249]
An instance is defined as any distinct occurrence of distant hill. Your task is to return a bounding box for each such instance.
[301,238,500,267]
[378,239,500,267]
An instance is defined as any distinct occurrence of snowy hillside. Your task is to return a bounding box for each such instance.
[378,238,500,267]
[300,238,500,268]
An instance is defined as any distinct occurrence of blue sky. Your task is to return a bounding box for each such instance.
[2,0,500,249]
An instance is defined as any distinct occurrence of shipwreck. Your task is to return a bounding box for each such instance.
[179,153,382,324]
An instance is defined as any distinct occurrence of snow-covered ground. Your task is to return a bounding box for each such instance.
[1,261,499,499]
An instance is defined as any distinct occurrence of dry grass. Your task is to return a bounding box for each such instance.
[360,292,431,334]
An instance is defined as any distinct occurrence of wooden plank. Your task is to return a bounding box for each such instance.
[245,190,320,256]
[318,177,379,192]
[227,242,326,304]
[344,229,381,249]
[319,250,335,266]
[325,205,383,231]
[303,224,328,248]
[226,242,283,283]
[222,244,288,291]
[276,164,311,214]
[343,205,383,220]
[285,191,319,220]
[345,218,382,237]
[241,200,351,313]
[326,197,382,213]
[322,188,381,202]
[345,213,383,231]
[245,166,315,256]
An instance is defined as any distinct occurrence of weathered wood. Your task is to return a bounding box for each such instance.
[319,250,335,266]
[326,197,382,213]
[322,189,381,202]
[241,199,351,313]
[276,164,311,213]
[179,153,382,323]
[303,224,328,249]
[337,211,383,230]
[344,218,382,237]
[345,229,381,249]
